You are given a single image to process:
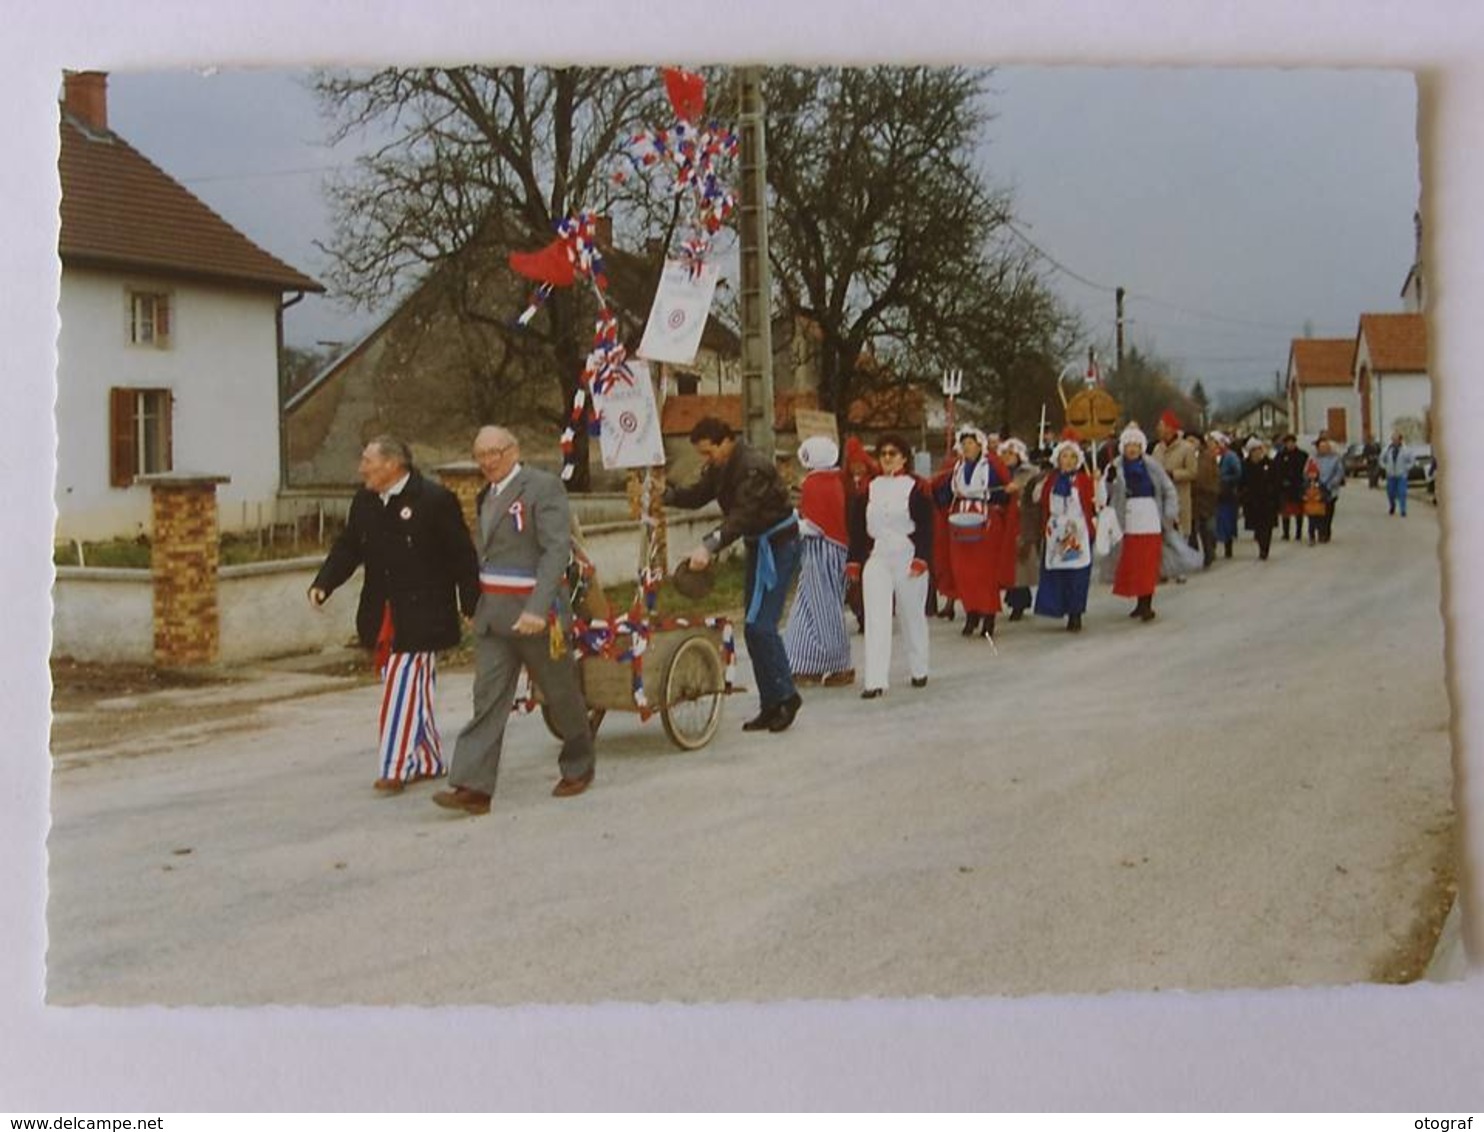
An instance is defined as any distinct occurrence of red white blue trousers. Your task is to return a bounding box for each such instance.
[377,651,443,781]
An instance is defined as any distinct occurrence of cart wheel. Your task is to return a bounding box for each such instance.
[660,633,725,751]
[540,703,606,741]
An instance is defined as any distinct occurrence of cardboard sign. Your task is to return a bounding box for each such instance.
[593,360,666,469]
[637,260,721,365]
[794,408,839,443]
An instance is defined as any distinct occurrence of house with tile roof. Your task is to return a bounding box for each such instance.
[1286,338,1359,443]
[1354,312,1430,444]
[56,71,323,540]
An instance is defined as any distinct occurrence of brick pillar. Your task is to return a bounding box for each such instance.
[435,461,484,539]
[139,474,230,670]
[626,466,668,573]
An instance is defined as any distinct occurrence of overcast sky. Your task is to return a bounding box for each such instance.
[103,64,1419,402]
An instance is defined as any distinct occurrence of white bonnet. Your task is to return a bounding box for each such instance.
[797,435,840,471]
[1119,425,1148,452]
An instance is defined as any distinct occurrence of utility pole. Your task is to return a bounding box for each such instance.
[1115,286,1125,375]
[736,67,777,456]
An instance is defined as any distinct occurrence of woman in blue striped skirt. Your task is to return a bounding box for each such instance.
[784,436,855,686]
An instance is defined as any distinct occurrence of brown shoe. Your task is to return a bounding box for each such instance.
[552,768,595,798]
[821,669,856,687]
[432,787,491,816]
[373,777,405,794]
[408,768,446,784]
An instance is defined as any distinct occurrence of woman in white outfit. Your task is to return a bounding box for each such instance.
[846,433,935,699]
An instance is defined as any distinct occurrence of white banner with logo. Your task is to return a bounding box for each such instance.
[637,259,721,365]
[593,360,666,469]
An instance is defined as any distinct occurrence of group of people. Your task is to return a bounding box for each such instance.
[310,428,597,817]
[309,410,1393,814]
[778,411,1373,699]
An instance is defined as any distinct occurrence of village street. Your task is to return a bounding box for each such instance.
[46,483,1455,1006]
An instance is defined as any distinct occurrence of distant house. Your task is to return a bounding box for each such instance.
[1227,395,1290,440]
[1286,338,1358,443]
[284,221,741,488]
[1354,312,1429,444]
[56,72,323,541]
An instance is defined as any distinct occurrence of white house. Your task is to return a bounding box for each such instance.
[1286,338,1358,443]
[1354,312,1430,444]
[56,72,322,541]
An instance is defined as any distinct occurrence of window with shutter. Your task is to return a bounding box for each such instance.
[128,291,172,348]
[109,387,173,485]
[109,387,138,487]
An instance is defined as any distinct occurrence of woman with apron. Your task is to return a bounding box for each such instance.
[933,426,1012,640]
[1033,437,1097,632]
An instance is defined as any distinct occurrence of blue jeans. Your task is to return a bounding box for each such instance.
[1386,475,1408,515]
[744,534,802,709]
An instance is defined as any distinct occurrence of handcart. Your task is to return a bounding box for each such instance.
[523,477,739,752]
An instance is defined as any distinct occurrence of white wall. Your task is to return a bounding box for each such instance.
[56,267,285,541]
[50,514,734,666]
[217,560,358,664]
[51,568,154,664]
[1299,386,1358,441]
[1371,373,1432,442]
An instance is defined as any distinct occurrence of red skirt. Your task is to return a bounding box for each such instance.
[947,510,1006,612]
[1113,533,1162,598]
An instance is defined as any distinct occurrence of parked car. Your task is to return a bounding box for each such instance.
[1406,444,1434,484]
[1342,442,1370,478]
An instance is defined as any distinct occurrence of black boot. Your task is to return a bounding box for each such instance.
[742,704,780,731]
[1223,541,1233,559]
[1136,595,1156,622]
[1007,607,1024,623]
[937,603,956,621]
[1067,613,1083,632]
[767,693,802,733]
[980,614,996,639]
[961,612,980,637]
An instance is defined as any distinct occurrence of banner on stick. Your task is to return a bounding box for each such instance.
[638,260,721,365]
[794,408,839,444]
[593,360,666,469]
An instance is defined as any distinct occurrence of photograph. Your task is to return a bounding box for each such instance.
[45,59,1454,1008]
[7,0,1484,1113]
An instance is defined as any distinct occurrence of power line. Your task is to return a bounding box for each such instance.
[1002,221,1120,294]
[1003,220,1333,333]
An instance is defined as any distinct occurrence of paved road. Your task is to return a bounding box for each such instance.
[47,482,1455,1005]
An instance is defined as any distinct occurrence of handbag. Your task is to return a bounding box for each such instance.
[1302,484,1327,517]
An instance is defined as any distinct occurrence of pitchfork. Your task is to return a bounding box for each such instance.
[942,368,964,458]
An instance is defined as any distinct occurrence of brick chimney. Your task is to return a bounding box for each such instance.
[593,214,613,251]
[62,70,108,131]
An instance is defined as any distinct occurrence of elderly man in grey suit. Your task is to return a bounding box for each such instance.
[433,426,596,816]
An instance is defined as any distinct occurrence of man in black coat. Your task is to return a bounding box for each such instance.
[310,435,479,794]
[1273,434,1309,542]
[664,416,803,734]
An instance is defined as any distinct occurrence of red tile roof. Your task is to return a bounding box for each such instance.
[660,392,819,436]
[58,114,323,293]
[660,386,925,437]
[1358,313,1427,373]
[1288,338,1354,387]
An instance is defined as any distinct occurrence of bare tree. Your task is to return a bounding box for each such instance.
[763,66,1016,415]
[311,66,668,486]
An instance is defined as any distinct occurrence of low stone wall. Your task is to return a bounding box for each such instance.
[217,559,358,664]
[52,506,729,666]
[51,568,155,665]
